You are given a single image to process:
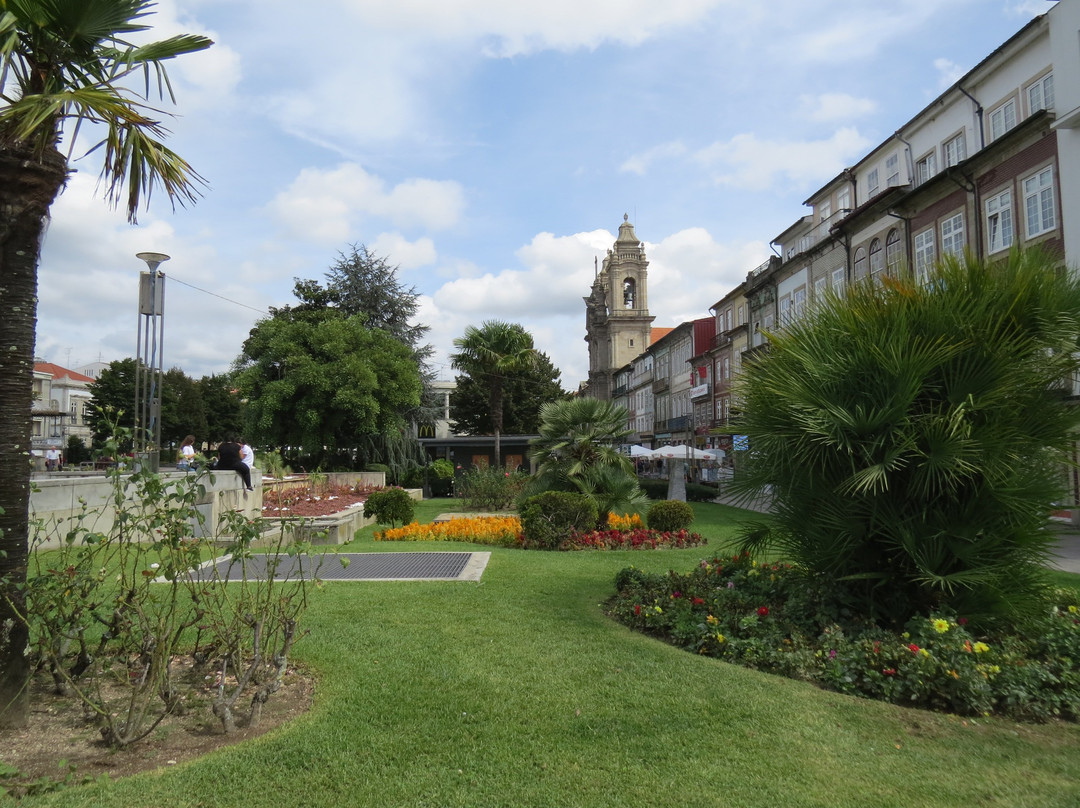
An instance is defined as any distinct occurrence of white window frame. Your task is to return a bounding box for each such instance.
[832,267,845,293]
[869,238,883,278]
[814,275,828,301]
[818,199,832,222]
[940,212,965,258]
[853,246,867,280]
[837,187,851,212]
[1027,73,1054,115]
[915,151,937,185]
[886,229,902,275]
[986,189,1013,253]
[989,99,1016,142]
[1023,166,1055,238]
[914,229,935,285]
[866,168,880,199]
[943,133,966,168]
[886,154,900,187]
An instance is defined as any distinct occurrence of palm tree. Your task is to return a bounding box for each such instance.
[0,0,211,728]
[450,321,538,466]
[528,397,645,525]
[733,248,1080,626]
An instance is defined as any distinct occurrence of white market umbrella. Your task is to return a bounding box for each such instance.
[648,446,714,460]
[702,448,726,461]
[628,445,653,457]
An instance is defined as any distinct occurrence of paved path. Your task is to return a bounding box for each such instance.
[713,493,1080,574]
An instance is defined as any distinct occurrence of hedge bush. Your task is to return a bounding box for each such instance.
[647,499,694,532]
[519,491,598,550]
[363,488,415,528]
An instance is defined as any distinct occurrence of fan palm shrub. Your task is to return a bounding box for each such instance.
[527,398,647,524]
[732,248,1080,626]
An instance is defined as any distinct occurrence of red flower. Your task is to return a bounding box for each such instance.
[634,604,641,616]
[957,617,968,626]
[883,668,896,676]
[757,606,769,617]
[692,597,705,606]
[908,644,920,654]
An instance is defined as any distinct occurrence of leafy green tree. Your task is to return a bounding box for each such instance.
[450,350,566,435]
[161,368,208,449]
[281,244,434,469]
[527,397,646,525]
[198,374,243,445]
[0,0,210,727]
[733,249,1080,627]
[86,358,137,447]
[450,321,539,465]
[233,310,422,467]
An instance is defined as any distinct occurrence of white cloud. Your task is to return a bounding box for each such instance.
[370,233,438,270]
[800,93,877,123]
[344,0,723,56]
[266,163,465,245]
[425,225,770,390]
[933,58,966,90]
[694,128,872,191]
[619,141,688,176]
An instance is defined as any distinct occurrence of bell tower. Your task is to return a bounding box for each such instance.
[584,215,654,399]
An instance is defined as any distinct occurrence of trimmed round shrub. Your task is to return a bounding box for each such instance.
[647,499,694,532]
[519,491,598,550]
[363,488,415,528]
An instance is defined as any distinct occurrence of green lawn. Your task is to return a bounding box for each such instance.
[23,500,1080,808]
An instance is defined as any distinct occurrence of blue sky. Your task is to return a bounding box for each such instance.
[34,0,1055,389]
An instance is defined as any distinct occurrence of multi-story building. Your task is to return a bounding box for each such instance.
[32,361,94,466]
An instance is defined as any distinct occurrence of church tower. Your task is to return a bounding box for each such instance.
[584,214,654,399]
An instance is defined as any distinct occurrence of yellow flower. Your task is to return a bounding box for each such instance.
[919,649,930,658]
[948,669,960,679]
[706,615,718,625]
[714,633,726,644]
[932,618,950,634]
[973,642,990,654]
[1069,605,1078,614]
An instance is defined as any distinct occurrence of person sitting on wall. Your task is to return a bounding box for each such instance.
[240,438,255,470]
[178,435,197,471]
[216,434,253,491]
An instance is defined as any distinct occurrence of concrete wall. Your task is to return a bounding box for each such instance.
[30,469,263,550]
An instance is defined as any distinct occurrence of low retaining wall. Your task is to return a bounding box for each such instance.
[260,488,423,546]
[262,471,386,500]
[30,469,263,550]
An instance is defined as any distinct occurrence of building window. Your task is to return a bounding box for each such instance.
[814,275,827,300]
[866,168,880,199]
[1027,73,1054,114]
[914,229,935,284]
[1023,166,1055,238]
[941,213,965,258]
[818,199,832,222]
[832,267,845,293]
[779,295,791,326]
[886,154,900,187]
[915,151,937,185]
[989,99,1016,142]
[885,229,902,274]
[943,133,966,167]
[986,189,1013,253]
[837,187,851,212]
[737,304,744,325]
[869,238,883,279]
[853,246,867,280]
[629,339,634,348]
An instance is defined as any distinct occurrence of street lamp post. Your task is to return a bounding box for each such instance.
[135,252,169,472]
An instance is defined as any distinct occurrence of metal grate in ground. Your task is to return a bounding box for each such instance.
[187,552,489,583]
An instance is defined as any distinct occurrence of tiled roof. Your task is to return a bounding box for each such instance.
[34,362,95,383]
[648,327,674,346]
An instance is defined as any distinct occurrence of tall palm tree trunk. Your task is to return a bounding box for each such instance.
[489,376,504,467]
[0,147,67,728]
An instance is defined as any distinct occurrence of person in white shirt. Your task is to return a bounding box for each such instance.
[240,439,255,469]
[45,447,60,472]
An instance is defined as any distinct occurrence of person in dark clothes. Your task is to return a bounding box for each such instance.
[217,434,253,490]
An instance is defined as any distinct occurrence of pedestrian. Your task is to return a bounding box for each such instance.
[45,446,60,472]
[216,434,253,491]
[240,438,255,470]
[178,435,197,471]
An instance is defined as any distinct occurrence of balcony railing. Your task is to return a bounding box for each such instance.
[652,377,669,393]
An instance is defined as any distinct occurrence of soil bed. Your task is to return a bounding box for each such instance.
[0,661,314,797]
[262,483,373,518]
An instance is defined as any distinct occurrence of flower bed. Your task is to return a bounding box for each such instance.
[608,553,1080,722]
[262,483,377,518]
[374,514,706,551]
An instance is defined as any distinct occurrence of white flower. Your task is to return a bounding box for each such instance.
[150,563,160,570]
